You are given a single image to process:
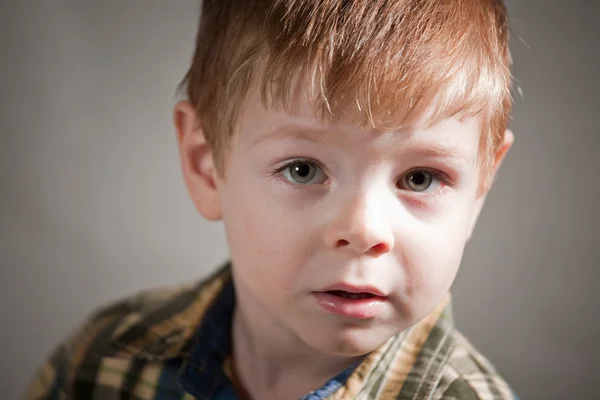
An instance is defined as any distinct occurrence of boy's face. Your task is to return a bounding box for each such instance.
[175,91,511,356]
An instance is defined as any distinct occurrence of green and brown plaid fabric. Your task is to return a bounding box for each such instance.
[25,264,516,399]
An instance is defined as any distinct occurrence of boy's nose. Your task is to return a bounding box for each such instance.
[324,192,394,256]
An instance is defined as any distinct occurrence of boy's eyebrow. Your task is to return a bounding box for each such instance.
[405,141,475,165]
[253,124,329,146]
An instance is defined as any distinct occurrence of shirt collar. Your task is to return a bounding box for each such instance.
[178,275,236,398]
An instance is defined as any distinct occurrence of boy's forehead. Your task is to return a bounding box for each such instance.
[242,76,481,133]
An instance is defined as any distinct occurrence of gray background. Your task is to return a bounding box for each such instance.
[1,1,598,399]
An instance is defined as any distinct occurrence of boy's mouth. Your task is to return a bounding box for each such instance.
[318,283,386,298]
[313,285,388,319]
[325,290,378,300]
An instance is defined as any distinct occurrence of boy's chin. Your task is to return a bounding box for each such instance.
[300,323,401,358]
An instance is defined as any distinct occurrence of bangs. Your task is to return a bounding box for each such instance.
[258,0,511,132]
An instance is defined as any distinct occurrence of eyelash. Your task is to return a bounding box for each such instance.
[402,167,453,186]
[399,167,454,198]
[271,158,327,190]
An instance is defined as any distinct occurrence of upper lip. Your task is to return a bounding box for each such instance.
[317,283,387,297]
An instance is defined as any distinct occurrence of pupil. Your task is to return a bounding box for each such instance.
[295,163,310,177]
[412,172,426,185]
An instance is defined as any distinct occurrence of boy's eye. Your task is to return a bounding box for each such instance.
[398,170,443,193]
[280,160,327,185]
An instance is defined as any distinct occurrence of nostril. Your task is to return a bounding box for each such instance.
[369,242,389,255]
[336,239,350,247]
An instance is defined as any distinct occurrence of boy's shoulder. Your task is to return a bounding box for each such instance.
[26,264,515,399]
[73,264,232,357]
[433,330,516,399]
[25,265,232,399]
[366,303,515,400]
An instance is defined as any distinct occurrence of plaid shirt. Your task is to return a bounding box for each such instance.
[26,263,516,399]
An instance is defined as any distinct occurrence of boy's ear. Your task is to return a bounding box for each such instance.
[173,100,222,220]
[466,129,514,241]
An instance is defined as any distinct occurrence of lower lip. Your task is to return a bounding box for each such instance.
[312,292,387,319]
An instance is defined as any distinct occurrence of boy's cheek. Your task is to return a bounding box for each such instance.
[399,219,467,283]
[222,194,312,262]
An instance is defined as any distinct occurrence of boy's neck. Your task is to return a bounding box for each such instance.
[231,292,363,400]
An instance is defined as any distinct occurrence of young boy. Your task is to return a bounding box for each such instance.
[26,0,518,399]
